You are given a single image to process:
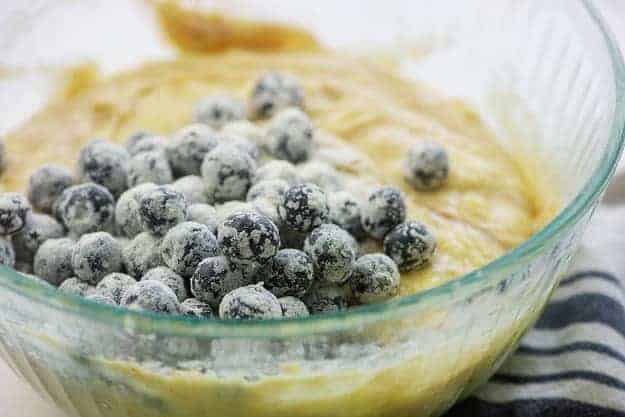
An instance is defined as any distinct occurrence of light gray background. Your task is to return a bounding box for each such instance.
[0,1,623,416]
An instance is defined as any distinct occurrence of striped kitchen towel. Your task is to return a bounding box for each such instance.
[446,269,625,417]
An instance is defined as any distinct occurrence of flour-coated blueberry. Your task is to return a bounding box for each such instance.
[141,266,188,302]
[161,221,219,277]
[77,140,130,196]
[12,213,64,262]
[121,280,180,314]
[0,193,31,235]
[250,72,304,119]
[33,238,75,285]
[217,211,280,267]
[349,253,400,304]
[361,186,406,239]
[115,183,158,238]
[95,272,136,304]
[201,144,257,203]
[123,232,163,278]
[278,296,310,318]
[304,224,356,284]
[58,277,95,297]
[187,203,219,234]
[254,160,301,185]
[72,232,123,284]
[55,184,115,236]
[328,191,365,239]
[170,176,208,205]
[190,256,251,308]
[139,186,188,236]
[193,95,245,129]
[219,284,282,320]
[27,164,74,213]
[303,282,349,314]
[260,248,313,298]
[267,108,314,163]
[127,150,173,187]
[278,183,329,233]
[167,124,219,177]
[404,141,449,190]
[383,221,436,271]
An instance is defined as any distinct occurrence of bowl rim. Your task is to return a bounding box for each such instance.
[1,0,624,338]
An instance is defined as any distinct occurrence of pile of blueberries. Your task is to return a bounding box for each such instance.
[0,72,449,320]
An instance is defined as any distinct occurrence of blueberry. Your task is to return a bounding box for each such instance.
[218,133,261,161]
[278,183,329,233]
[214,201,257,224]
[127,150,173,187]
[328,191,365,239]
[0,238,15,268]
[267,108,314,163]
[167,124,219,177]
[218,211,280,267]
[250,72,304,118]
[304,224,357,284]
[123,232,163,278]
[141,266,188,302]
[27,164,74,213]
[95,272,136,304]
[247,179,289,204]
[404,141,449,190]
[361,186,406,239]
[58,277,94,297]
[161,222,219,277]
[260,249,313,298]
[219,284,282,320]
[190,255,251,308]
[254,160,301,185]
[222,120,268,152]
[139,186,188,236]
[383,221,437,271]
[126,131,167,156]
[0,192,31,235]
[121,280,180,314]
[56,183,115,236]
[72,232,123,284]
[299,161,344,191]
[303,282,349,314]
[180,298,214,319]
[349,253,400,304]
[278,296,309,318]
[12,213,64,261]
[251,198,282,229]
[201,144,257,203]
[77,140,130,196]
[193,95,245,129]
[171,175,208,205]
[187,203,219,234]
[115,183,158,238]
[85,293,116,305]
[33,237,75,285]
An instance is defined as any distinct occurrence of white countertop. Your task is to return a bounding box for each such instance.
[1,1,624,416]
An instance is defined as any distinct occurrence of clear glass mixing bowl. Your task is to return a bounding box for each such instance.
[0,1,623,416]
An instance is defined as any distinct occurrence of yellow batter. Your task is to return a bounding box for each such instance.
[1,4,560,417]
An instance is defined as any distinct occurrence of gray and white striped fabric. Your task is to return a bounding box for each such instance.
[446,270,625,416]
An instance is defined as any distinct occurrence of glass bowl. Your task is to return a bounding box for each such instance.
[0,1,624,416]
